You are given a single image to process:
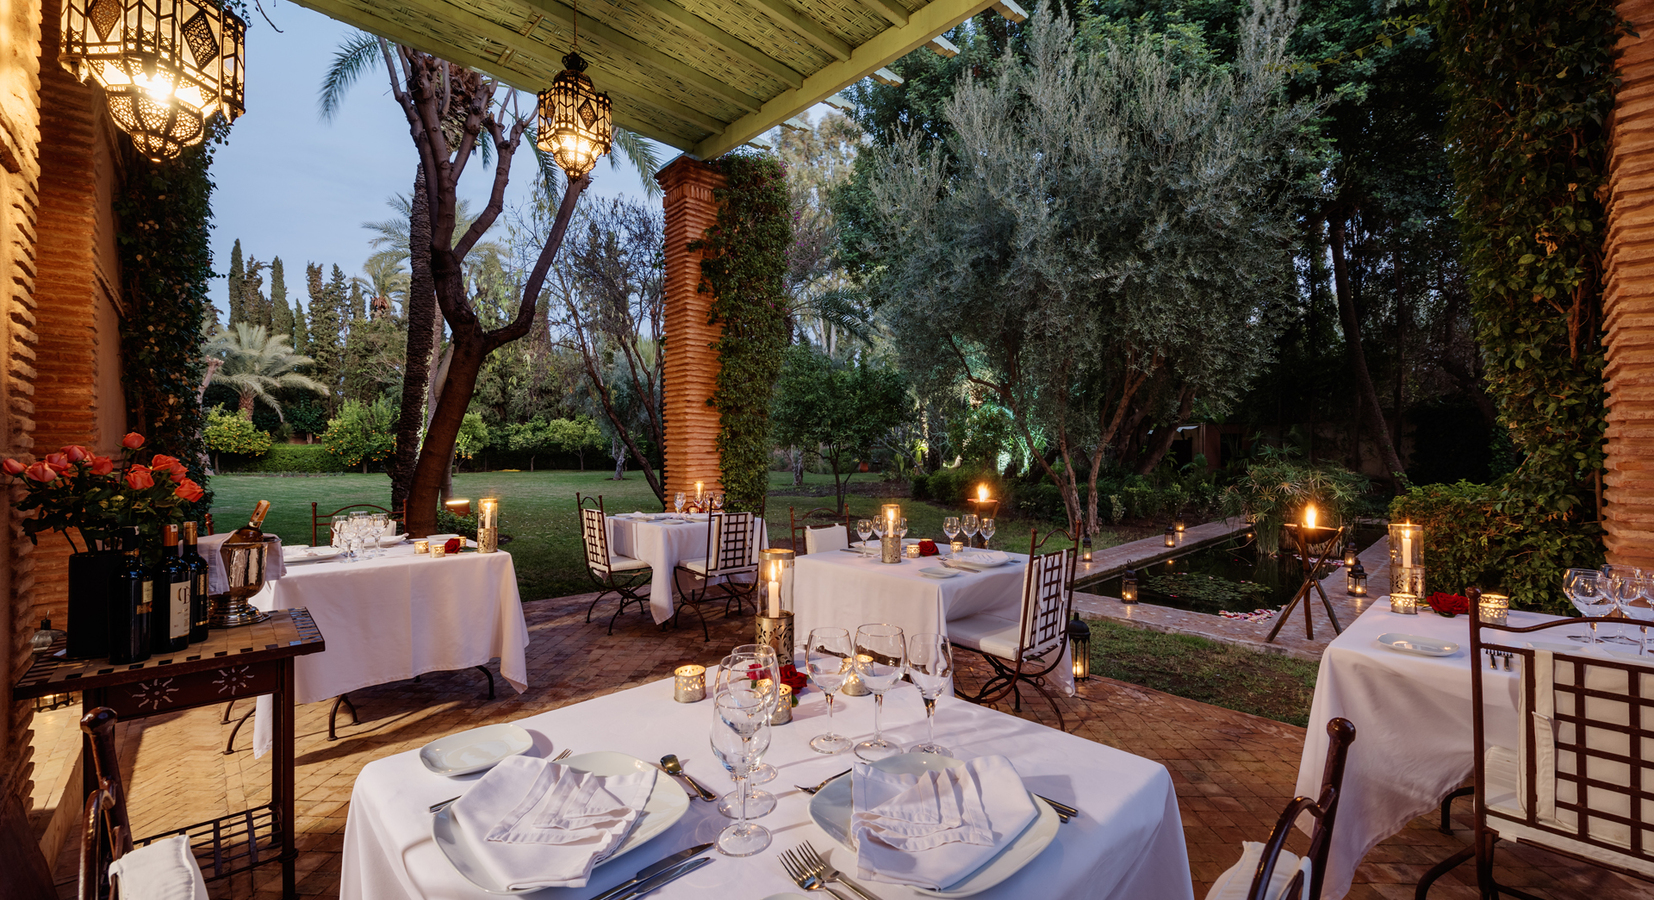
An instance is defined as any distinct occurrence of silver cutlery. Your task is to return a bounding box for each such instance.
[611,855,712,900]
[590,843,713,900]
[1035,794,1076,822]
[798,841,886,900]
[659,754,719,802]
[428,748,570,813]
[780,848,851,900]
[794,769,852,795]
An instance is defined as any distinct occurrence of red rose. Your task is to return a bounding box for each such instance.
[2,458,24,476]
[918,539,939,557]
[149,453,178,472]
[779,663,808,694]
[173,478,204,502]
[444,538,462,554]
[125,466,154,490]
[1427,592,1470,618]
[89,456,114,476]
[42,452,69,473]
[61,445,89,464]
[121,432,145,450]
[24,462,57,482]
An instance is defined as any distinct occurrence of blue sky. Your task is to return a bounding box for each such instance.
[207,0,664,318]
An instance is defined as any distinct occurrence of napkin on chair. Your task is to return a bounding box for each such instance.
[451,756,655,890]
[849,755,1036,890]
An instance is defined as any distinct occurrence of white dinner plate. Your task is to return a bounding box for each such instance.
[808,753,1059,898]
[1375,632,1461,657]
[418,723,534,777]
[920,567,958,579]
[283,546,342,564]
[954,551,1011,568]
[432,751,691,895]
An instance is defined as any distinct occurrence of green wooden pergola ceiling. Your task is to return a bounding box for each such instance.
[288,0,1010,158]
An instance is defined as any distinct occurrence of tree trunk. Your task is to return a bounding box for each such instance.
[1135,388,1195,476]
[391,163,436,518]
[1330,215,1405,487]
[611,436,625,480]
[239,392,255,416]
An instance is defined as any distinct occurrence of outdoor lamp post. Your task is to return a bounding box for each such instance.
[1067,613,1091,680]
[537,10,612,182]
[1121,568,1138,603]
[59,0,247,160]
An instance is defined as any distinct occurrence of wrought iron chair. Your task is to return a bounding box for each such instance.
[575,493,652,634]
[672,510,759,641]
[1416,614,1654,898]
[949,529,1077,730]
[1205,717,1356,900]
[310,501,403,546]
[790,505,852,554]
[78,708,208,900]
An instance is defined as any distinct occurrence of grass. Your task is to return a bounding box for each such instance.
[1084,618,1319,726]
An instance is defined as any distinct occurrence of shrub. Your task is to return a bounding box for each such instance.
[321,398,397,471]
[910,473,931,501]
[1222,448,1370,554]
[204,407,272,461]
[226,444,351,474]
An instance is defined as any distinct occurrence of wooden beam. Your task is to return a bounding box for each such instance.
[628,0,805,89]
[511,0,767,112]
[871,66,903,85]
[857,0,908,27]
[747,0,852,61]
[692,0,995,158]
[991,0,1026,23]
[927,35,959,57]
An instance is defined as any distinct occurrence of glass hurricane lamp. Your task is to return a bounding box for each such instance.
[537,52,612,179]
[1163,525,1176,548]
[1121,568,1138,604]
[1346,559,1367,597]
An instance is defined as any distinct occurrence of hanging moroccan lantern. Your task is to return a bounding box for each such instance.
[537,51,612,179]
[59,0,246,161]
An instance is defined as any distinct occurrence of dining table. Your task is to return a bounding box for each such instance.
[1295,597,1615,899]
[792,546,1075,697]
[605,512,768,624]
[243,540,530,757]
[340,676,1193,900]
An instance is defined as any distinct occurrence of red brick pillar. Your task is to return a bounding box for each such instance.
[656,157,725,500]
[1603,0,1654,565]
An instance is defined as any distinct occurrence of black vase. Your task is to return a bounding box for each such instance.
[67,543,123,659]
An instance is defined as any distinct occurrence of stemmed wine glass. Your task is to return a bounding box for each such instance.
[1566,568,1613,643]
[674,492,687,515]
[856,519,874,548]
[853,624,906,761]
[806,628,853,754]
[979,518,996,550]
[898,517,909,540]
[961,515,980,550]
[331,514,349,551]
[907,633,953,755]
[1624,575,1654,656]
[870,515,886,542]
[372,513,390,558]
[943,517,961,550]
[349,512,371,561]
[709,689,772,856]
[714,646,779,817]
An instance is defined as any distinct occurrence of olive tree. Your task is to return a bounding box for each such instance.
[863,0,1320,536]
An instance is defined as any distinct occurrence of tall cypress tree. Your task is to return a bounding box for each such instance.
[270,256,293,338]
[348,280,366,324]
[240,256,270,330]
[226,239,245,328]
[306,262,345,401]
[291,296,309,353]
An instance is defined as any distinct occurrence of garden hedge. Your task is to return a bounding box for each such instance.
[219,444,353,474]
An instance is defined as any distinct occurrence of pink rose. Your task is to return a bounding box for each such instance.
[43,452,69,473]
[125,466,154,490]
[24,462,57,482]
[2,458,24,476]
[61,445,89,464]
[89,456,114,476]
[173,478,204,502]
[121,432,145,450]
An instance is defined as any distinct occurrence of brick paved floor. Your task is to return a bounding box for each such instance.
[42,589,1648,899]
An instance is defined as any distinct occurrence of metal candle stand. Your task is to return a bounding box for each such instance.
[1266,524,1346,643]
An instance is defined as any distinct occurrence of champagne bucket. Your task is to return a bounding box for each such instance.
[209,535,278,627]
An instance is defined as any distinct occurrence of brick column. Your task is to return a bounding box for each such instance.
[655,157,725,500]
[1603,0,1654,565]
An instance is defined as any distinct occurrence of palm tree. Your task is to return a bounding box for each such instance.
[204,323,330,420]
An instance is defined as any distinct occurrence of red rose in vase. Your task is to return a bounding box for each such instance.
[173,478,205,503]
[918,540,939,557]
[121,432,145,450]
[124,465,154,490]
[1427,592,1470,618]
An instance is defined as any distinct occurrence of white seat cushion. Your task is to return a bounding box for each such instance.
[805,526,849,554]
[604,555,648,573]
[108,834,208,900]
[678,557,711,575]
[948,614,1021,659]
[1203,841,1309,900]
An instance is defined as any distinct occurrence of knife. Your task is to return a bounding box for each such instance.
[611,855,713,900]
[589,843,714,900]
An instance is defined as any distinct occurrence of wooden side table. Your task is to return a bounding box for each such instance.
[14,608,324,898]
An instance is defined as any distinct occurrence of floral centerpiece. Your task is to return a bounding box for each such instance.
[3,432,204,553]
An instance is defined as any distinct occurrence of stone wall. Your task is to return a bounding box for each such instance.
[656,157,725,500]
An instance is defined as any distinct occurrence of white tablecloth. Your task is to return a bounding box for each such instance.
[340,678,1193,900]
[794,550,1075,696]
[606,515,767,624]
[247,543,529,757]
[1297,598,1593,898]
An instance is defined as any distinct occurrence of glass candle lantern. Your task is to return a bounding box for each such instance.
[1343,540,1359,568]
[1081,535,1093,563]
[1346,560,1368,596]
[879,503,903,563]
[674,664,706,702]
[1389,522,1423,571]
[1067,612,1091,680]
[1174,516,1186,534]
[1121,568,1138,603]
[478,497,500,553]
[1164,526,1176,548]
[759,549,794,619]
[1478,592,1510,626]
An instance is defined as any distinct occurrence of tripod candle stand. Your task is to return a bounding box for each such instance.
[1266,523,1347,643]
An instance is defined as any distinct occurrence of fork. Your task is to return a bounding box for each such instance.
[428,748,571,813]
[794,769,852,795]
[798,841,886,900]
[780,848,850,899]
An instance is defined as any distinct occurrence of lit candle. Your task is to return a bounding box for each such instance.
[1305,504,1317,529]
[767,562,780,618]
[674,664,706,702]
[978,484,989,503]
[1401,521,1413,565]
[695,481,703,502]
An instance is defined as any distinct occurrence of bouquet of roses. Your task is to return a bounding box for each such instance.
[1427,592,1471,618]
[2,432,204,553]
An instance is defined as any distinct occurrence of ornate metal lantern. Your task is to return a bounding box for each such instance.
[1066,612,1090,680]
[1346,559,1368,597]
[1120,568,1138,603]
[59,0,246,160]
[537,51,612,179]
[1163,525,1176,548]
[1342,540,1358,568]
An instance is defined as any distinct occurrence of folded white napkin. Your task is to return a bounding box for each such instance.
[957,550,1010,567]
[850,755,1036,890]
[451,756,655,890]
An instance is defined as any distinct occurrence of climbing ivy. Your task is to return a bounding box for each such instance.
[695,153,792,514]
[114,124,226,516]
[1404,0,1625,610]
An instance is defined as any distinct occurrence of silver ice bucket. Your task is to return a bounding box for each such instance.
[209,535,278,628]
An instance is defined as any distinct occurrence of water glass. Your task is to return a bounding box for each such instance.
[713,646,779,809]
[962,515,980,547]
[1623,579,1654,656]
[857,519,873,546]
[1566,568,1612,643]
[709,690,772,857]
[980,518,996,549]
[853,624,906,761]
[907,633,952,756]
[898,517,909,539]
[806,628,853,754]
[943,517,961,545]
[674,491,686,514]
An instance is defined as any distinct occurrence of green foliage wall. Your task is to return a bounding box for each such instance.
[1416,0,1623,610]
[697,154,792,514]
[222,444,351,474]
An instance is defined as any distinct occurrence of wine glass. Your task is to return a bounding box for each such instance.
[713,646,779,815]
[368,513,388,559]
[349,512,371,561]
[709,689,772,856]
[853,624,906,761]
[331,514,349,550]
[979,518,996,550]
[943,517,961,548]
[806,628,853,754]
[674,491,686,514]
[856,519,874,548]
[1567,568,1612,643]
[907,633,953,755]
[870,516,886,541]
[711,492,725,512]
[1606,569,1638,645]
[1624,576,1654,656]
[898,517,909,540]
[961,514,980,549]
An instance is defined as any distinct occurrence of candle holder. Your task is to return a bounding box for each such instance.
[674,665,706,702]
[879,502,903,564]
[950,540,964,555]
[757,548,795,655]
[840,667,870,696]
[1121,568,1138,604]
[770,684,793,724]
[967,491,998,546]
[1390,593,1420,615]
[478,498,500,553]
[1163,526,1176,548]
[1266,522,1346,644]
[413,539,430,554]
[1478,591,1510,626]
[904,543,921,558]
[1391,565,1426,598]
[1346,559,1368,597]
[430,543,447,559]
[1389,522,1423,572]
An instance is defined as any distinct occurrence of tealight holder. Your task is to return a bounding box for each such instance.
[430,543,447,559]
[414,539,430,554]
[1390,592,1420,615]
[771,684,793,724]
[950,540,965,555]
[1478,592,1510,626]
[904,543,921,559]
[841,659,870,696]
[674,665,706,702]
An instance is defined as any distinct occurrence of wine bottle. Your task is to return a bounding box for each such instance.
[227,500,271,545]
[108,527,152,664]
[181,521,209,643]
[152,525,190,655]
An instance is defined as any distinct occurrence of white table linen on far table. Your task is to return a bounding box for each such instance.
[246,542,529,758]
[605,514,767,624]
[793,550,1075,696]
[341,678,1193,900]
[1296,599,1593,899]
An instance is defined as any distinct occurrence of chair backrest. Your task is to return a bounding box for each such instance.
[1016,529,1075,661]
[1247,717,1356,900]
[80,707,133,900]
[576,494,613,574]
[310,501,402,546]
[789,506,848,554]
[1471,614,1654,880]
[703,511,757,575]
